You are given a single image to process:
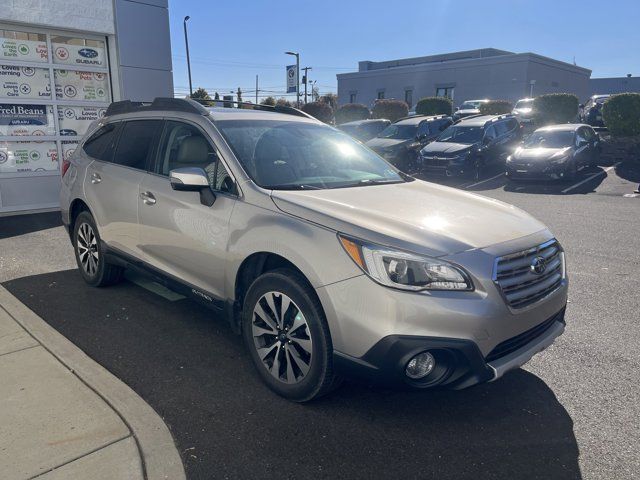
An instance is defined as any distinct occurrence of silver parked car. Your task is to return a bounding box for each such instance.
[60,98,568,401]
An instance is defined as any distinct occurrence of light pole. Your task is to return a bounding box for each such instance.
[302,66,312,104]
[285,51,300,107]
[183,16,193,97]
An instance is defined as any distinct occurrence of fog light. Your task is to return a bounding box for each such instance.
[405,352,435,379]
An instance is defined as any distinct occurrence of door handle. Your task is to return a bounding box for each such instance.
[91,173,102,184]
[140,191,156,205]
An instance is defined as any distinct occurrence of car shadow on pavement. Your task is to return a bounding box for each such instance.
[614,159,640,185]
[502,166,608,196]
[3,269,582,480]
[0,212,62,240]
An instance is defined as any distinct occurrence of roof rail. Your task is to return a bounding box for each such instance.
[394,113,451,123]
[190,98,315,120]
[104,97,210,117]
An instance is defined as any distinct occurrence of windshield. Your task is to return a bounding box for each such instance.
[515,99,534,109]
[459,102,480,110]
[437,125,484,144]
[524,130,575,148]
[215,120,405,190]
[376,124,417,140]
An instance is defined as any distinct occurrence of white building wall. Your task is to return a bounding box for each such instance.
[4,0,115,34]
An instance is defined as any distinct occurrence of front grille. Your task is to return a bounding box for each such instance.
[422,157,449,167]
[486,309,564,362]
[494,239,564,309]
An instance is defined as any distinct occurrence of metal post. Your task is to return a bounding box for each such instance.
[183,16,193,97]
[255,75,258,104]
[302,67,312,104]
[296,53,300,107]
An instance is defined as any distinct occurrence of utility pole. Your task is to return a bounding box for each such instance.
[237,87,243,107]
[255,75,259,104]
[183,16,193,96]
[302,66,312,104]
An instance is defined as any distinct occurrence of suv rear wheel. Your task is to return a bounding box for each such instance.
[242,269,337,402]
[73,211,124,287]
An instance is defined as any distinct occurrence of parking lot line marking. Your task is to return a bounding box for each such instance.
[561,163,620,194]
[465,173,505,190]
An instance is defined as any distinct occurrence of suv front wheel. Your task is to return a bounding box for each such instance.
[73,211,124,287]
[242,269,338,402]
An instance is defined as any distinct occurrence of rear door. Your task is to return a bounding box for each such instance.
[84,119,163,257]
[137,119,238,301]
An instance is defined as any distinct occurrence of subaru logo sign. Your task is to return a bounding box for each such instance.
[78,48,98,58]
[530,256,546,275]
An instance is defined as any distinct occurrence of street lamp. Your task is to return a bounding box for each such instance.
[285,51,300,107]
[184,16,193,97]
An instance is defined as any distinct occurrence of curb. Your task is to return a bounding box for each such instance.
[0,285,186,480]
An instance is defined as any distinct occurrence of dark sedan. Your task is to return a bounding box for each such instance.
[337,119,391,142]
[506,124,600,181]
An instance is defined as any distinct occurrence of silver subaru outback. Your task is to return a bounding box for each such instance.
[59,98,567,401]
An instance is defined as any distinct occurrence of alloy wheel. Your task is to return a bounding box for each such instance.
[77,222,99,276]
[251,291,313,384]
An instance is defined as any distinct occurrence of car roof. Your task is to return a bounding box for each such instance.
[534,123,588,133]
[455,115,507,126]
[206,107,318,123]
[394,114,449,125]
[339,119,389,127]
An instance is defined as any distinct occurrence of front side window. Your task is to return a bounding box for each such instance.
[416,122,430,137]
[112,120,162,170]
[484,125,497,141]
[215,120,405,190]
[83,123,119,162]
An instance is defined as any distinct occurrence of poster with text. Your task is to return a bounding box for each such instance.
[0,141,58,174]
[0,103,55,135]
[0,66,51,99]
[54,70,110,102]
[1,37,48,63]
[58,106,106,136]
[52,42,106,68]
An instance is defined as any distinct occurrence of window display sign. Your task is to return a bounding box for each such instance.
[52,42,105,67]
[0,141,58,173]
[0,103,54,135]
[54,70,109,101]
[0,65,51,99]
[62,140,79,160]
[1,37,48,63]
[57,105,105,136]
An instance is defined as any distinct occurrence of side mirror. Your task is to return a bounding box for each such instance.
[454,106,459,111]
[169,167,216,207]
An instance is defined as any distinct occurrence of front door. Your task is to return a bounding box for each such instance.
[138,119,237,301]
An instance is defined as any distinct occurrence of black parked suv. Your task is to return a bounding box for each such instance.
[418,115,522,179]
[366,115,453,172]
[337,119,391,142]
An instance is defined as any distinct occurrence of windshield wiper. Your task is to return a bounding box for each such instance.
[268,183,323,190]
[356,178,405,186]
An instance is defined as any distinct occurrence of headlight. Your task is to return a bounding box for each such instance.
[550,154,570,164]
[338,235,473,291]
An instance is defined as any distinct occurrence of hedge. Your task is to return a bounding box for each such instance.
[415,97,453,116]
[479,100,513,115]
[301,101,334,124]
[372,99,409,122]
[335,103,370,124]
[533,93,579,125]
[602,93,640,137]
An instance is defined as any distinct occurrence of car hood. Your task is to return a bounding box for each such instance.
[365,137,409,150]
[270,180,546,257]
[456,108,479,115]
[420,142,475,155]
[513,146,571,161]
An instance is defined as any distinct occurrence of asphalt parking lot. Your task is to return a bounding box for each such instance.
[1,158,639,479]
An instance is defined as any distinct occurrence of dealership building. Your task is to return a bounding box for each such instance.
[0,0,173,215]
[337,48,592,109]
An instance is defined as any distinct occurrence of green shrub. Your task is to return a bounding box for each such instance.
[301,101,334,123]
[372,99,409,122]
[415,97,453,116]
[602,93,640,137]
[261,96,276,106]
[479,100,513,115]
[335,103,370,124]
[533,93,579,125]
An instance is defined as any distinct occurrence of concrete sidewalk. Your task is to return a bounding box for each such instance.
[0,285,185,480]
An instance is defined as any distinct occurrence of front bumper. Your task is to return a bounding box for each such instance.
[506,161,570,180]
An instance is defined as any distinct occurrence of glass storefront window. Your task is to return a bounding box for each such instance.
[0,141,58,173]
[61,140,79,161]
[57,105,106,136]
[54,69,110,102]
[0,66,51,99]
[1,29,48,63]
[50,36,106,68]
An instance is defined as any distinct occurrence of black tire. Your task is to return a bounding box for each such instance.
[471,157,484,180]
[242,268,338,402]
[73,211,124,287]
[565,160,578,182]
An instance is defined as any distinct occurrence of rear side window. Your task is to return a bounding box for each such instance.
[112,120,162,170]
[83,123,119,162]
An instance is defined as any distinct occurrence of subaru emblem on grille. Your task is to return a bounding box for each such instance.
[530,256,546,275]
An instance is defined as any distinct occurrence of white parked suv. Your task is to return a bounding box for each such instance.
[60,98,568,401]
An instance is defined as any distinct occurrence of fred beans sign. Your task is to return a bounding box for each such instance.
[0,104,54,136]
[52,43,106,67]
[57,106,106,136]
[54,70,109,101]
[0,141,58,173]
[1,38,48,63]
[0,66,51,99]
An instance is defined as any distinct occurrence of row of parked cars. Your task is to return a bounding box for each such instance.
[338,112,601,182]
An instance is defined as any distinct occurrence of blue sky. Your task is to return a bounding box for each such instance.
[169,0,639,101]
